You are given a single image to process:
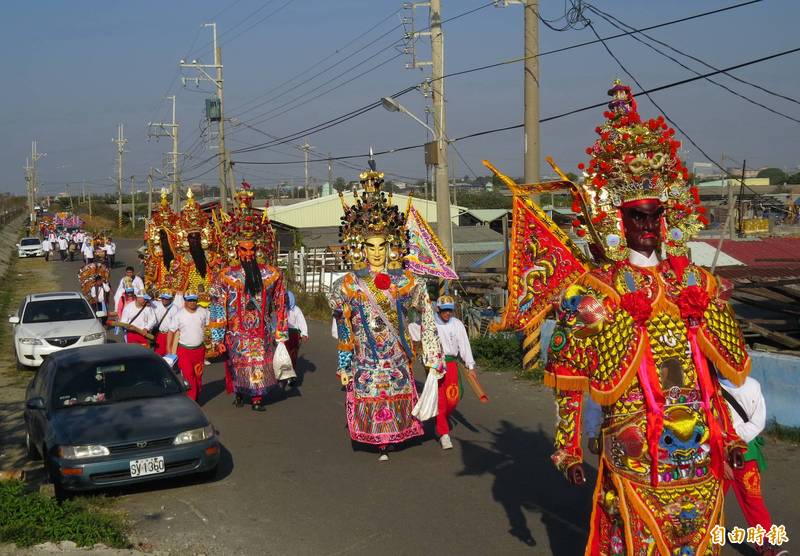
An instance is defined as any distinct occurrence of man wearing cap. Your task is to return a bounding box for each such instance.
[118,291,156,347]
[113,266,145,316]
[434,295,475,450]
[168,292,210,402]
[152,290,179,356]
[88,275,111,326]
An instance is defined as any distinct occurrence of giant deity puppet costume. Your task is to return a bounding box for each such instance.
[208,185,289,412]
[329,159,445,461]
[143,189,178,293]
[488,82,750,555]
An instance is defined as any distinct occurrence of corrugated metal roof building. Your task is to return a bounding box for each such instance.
[267,191,466,229]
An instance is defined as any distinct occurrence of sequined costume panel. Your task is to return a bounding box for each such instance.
[330,271,444,446]
[209,264,288,397]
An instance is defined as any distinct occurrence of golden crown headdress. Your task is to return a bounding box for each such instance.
[570,80,705,260]
[174,188,215,252]
[219,181,276,264]
[338,156,408,270]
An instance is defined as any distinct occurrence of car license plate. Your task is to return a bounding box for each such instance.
[129,456,165,477]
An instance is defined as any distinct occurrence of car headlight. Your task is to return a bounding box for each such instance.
[19,338,43,345]
[59,445,110,459]
[173,424,215,445]
[83,332,105,342]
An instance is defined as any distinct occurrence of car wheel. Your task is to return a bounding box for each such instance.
[198,464,218,482]
[26,431,40,460]
[43,451,69,502]
[16,356,29,372]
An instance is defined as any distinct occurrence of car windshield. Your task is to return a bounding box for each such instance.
[21,238,40,246]
[22,299,94,323]
[52,356,182,408]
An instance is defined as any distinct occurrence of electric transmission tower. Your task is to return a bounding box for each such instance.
[148,95,181,210]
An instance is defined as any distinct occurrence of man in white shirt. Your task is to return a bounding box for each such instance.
[118,291,156,347]
[285,291,307,389]
[81,239,94,265]
[152,290,178,356]
[57,236,68,261]
[433,295,476,450]
[168,292,210,402]
[104,237,116,267]
[88,274,111,325]
[113,266,145,313]
[42,237,52,262]
[719,377,782,555]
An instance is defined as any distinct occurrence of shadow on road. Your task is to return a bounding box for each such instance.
[292,355,317,387]
[458,420,596,552]
[200,378,227,407]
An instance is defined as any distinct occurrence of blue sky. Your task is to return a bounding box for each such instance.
[2,0,799,196]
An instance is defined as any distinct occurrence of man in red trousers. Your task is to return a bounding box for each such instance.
[433,295,475,450]
[169,292,209,402]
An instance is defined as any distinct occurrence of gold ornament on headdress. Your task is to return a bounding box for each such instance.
[175,187,213,251]
[568,81,704,260]
[338,154,408,270]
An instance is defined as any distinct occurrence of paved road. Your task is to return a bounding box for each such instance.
[39,239,798,555]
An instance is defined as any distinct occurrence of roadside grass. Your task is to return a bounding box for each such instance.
[471,332,543,381]
[0,256,61,386]
[764,418,800,443]
[0,480,129,549]
[74,201,145,239]
[292,288,332,321]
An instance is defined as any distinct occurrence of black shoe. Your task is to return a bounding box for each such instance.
[251,402,266,412]
[233,395,243,408]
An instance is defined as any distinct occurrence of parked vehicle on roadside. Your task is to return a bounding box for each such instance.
[17,237,44,258]
[24,344,220,498]
[10,292,106,369]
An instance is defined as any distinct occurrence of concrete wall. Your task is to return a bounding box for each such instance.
[538,320,800,428]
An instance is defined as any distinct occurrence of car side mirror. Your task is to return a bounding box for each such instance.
[26,397,45,410]
[95,311,107,318]
[8,316,19,324]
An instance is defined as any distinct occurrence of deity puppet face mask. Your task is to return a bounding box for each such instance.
[364,235,388,271]
[236,240,256,263]
[621,200,664,257]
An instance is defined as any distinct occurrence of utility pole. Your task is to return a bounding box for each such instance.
[147,170,154,218]
[113,124,127,228]
[430,0,452,259]
[147,95,181,210]
[130,176,136,230]
[24,158,33,222]
[181,23,230,211]
[300,138,313,199]
[82,179,86,203]
[27,141,45,223]
[327,153,334,196]
[523,0,540,188]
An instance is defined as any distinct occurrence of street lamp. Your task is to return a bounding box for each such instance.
[380,96,453,261]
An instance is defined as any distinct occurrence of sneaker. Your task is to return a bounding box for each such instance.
[378,449,389,462]
[440,434,453,450]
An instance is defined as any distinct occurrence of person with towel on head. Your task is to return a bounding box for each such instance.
[168,291,210,402]
[152,290,179,356]
[433,295,475,451]
[118,291,156,347]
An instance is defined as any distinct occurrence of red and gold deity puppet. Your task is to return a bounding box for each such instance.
[488,81,750,556]
[166,188,223,299]
[143,189,178,293]
[208,184,288,412]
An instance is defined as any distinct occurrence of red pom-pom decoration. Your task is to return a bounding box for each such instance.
[677,285,710,322]
[374,272,391,290]
[620,291,653,326]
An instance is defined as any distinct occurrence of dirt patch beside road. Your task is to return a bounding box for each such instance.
[0,255,62,476]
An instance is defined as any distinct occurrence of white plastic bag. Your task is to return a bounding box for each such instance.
[273,341,296,381]
[412,369,439,421]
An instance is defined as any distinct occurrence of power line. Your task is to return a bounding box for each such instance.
[231,44,800,166]
[230,10,403,115]
[588,4,800,107]
[584,20,773,198]
[434,0,765,83]
[585,5,800,124]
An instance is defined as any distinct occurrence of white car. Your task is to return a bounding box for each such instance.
[10,292,106,369]
[17,237,44,258]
